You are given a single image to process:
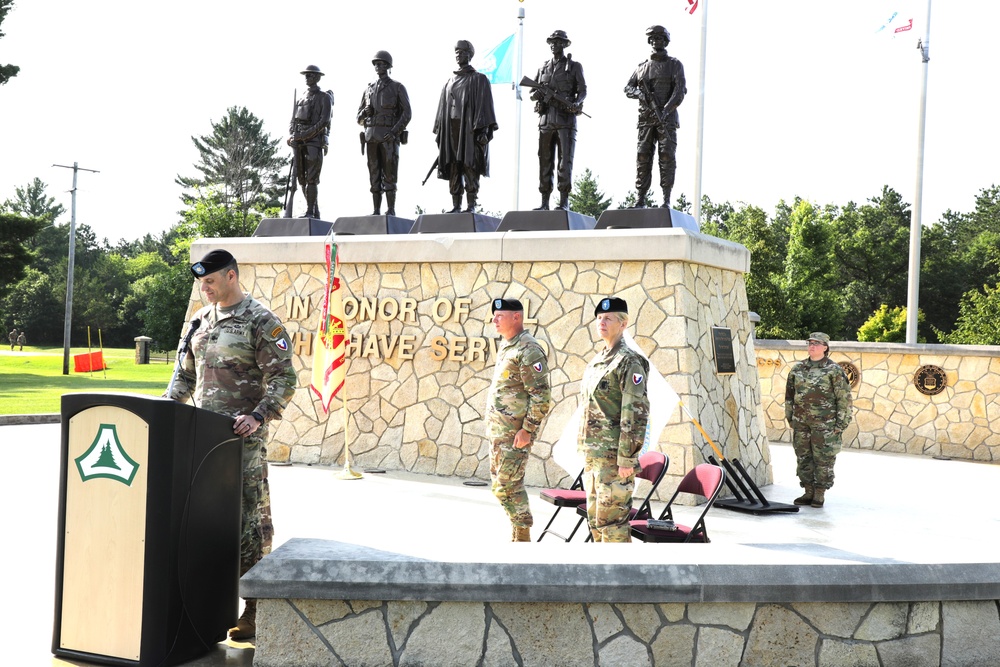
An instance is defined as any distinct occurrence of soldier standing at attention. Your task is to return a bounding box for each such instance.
[288,65,333,219]
[165,249,296,641]
[357,50,411,216]
[784,332,854,508]
[486,298,552,542]
[579,297,649,543]
[624,25,686,209]
[530,30,587,211]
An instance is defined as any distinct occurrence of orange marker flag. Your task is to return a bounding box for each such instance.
[310,240,348,412]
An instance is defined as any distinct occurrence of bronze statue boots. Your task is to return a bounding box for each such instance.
[633,190,648,208]
[534,194,551,211]
[449,194,463,213]
[512,526,531,542]
[464,192,478,213]
[811,488,826,508]
[793,485,814,506]
[372,193,382,215]
[555,193,569,211]
[385,192,396,216]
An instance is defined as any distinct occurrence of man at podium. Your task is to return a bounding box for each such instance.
[165,249,296,641]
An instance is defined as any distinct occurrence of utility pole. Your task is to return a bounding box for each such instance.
[53,162,100,375]
[905,0,932,344]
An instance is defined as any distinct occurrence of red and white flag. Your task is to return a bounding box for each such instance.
[310,240,348,412]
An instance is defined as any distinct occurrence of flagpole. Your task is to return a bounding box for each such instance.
[905,0,932,344]
[514,6,525,211]
[692,0,708,225]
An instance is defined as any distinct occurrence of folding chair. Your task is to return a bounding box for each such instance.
[630,463,726,543]
[536,469,587,542]
[574,451,670,542]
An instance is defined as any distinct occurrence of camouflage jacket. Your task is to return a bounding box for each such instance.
[578,338,650,467]
[784,356,853,432]
[168,294,296,422]
[485,330,552,442]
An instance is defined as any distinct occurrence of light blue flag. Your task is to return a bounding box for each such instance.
[475,33,516,84]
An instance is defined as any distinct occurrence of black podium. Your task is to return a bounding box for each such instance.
[53,393,243,666]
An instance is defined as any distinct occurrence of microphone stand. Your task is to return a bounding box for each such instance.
[167,319,200,400]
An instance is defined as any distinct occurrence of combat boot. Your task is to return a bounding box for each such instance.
[661,189,672,208]
[793,485,814,506]
[385,192,396,216]
[632,190,648,209]
[464,192,478,213]
[555,193,569,211]
[513,526,531,542]
[448,194,463,213]
[533,194,550,211]
[811,488,826,508]
[371,193,382,215]
[228,599,256,641]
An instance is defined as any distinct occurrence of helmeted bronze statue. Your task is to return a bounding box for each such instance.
[288,65,333,219]
[357,50,412,216]
[624,26,686,208]
[529,30,587,211]
[433,40,498,213]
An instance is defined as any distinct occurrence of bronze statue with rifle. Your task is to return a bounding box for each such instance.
[623,25,686,209]
[288,65,333,219]
[525,30,587,211]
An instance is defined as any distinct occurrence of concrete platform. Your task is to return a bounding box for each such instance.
[9,421,1000,665]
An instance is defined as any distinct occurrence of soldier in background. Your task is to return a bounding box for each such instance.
[8,328,17,351]
[784,332,854,508]
[357,50,412,216]
[486,298,552,542]
[578,297,649,543]
[16,330,25,350]
[165,249,296,641]
[624,25,686,209]
[288,65,333,219]
[530,30,587,211]
[433,40,498,213]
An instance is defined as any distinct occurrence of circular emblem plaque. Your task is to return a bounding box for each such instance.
[838,361,861,388]
[913,365,947,396]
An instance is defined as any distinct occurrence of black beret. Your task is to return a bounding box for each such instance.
[491,298,523,313]
[191,249,236,278]
[594,297,628,317]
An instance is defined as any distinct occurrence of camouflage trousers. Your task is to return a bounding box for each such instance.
[792,425,842,491]
[490,440,532,529]
[240,429,273,577]
[583,455,635,543]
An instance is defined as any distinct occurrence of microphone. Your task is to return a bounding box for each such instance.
[183,318,202,345]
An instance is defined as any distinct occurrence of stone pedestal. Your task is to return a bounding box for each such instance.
[497,209,597,231]
[596,207,699,232]
[253,217,333,237]
[331,214,414,235]
[411,212,500,234]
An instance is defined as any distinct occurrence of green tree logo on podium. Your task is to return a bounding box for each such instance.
[75,424,140,486]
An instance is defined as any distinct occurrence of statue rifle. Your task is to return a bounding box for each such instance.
[518,75,591,118]
[637,79,668,132]
[282,89,298,218]
[421,156,439,186]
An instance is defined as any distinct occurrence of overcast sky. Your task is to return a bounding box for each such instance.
[1,0,994,244]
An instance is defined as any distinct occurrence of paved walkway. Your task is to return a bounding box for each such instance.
[10,421,1000,665]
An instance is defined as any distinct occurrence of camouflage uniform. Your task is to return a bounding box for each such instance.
[785,356,853,491]
[167,294,296,574]
[485,330,551,529]
[578,338,650,542]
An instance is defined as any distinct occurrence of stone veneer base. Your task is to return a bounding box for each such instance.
[244,538,1000,667]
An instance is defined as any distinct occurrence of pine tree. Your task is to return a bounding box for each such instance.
[568,168,612,218]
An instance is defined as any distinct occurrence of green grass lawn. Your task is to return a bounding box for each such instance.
[0,347,176,415]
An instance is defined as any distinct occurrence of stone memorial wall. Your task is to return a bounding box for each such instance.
[186,230,769,491]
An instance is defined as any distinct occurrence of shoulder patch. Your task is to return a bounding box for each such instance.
[270,325,285,338]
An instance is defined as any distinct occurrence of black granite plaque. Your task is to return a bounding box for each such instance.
[711,326,736,375]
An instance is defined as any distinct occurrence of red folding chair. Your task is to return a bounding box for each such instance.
[574,451,670,542]
[536,469,587,542]
[630,463,726,543]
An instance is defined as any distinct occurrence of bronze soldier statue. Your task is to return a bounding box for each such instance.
[288,65,333,219]
[357,51,412,216]
[624,25,686,209]
[529,30,587,211]
[433,40,498,213]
